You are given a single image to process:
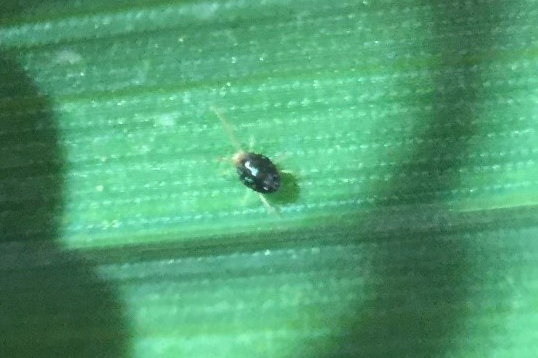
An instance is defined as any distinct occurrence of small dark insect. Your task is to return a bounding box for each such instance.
[211,106,281,211]
[233,151,281,194]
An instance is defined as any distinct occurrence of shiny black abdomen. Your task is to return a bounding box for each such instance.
[235,152,281,193]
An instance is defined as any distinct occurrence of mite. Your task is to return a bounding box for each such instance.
[233,151,281,194]
[211,106,281,210]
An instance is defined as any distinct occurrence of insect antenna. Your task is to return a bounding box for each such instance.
[210,106,244,152]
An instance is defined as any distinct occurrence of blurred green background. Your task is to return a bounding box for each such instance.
[1,0,537,357]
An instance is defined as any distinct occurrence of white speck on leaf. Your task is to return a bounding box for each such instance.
[139,145,150,154]
[155,114,176,127]
[54,49,83,65]
[192,2,220,19]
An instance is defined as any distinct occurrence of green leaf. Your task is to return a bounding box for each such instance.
[1,0,537,357]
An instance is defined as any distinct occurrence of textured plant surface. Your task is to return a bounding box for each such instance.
[1,0,537,357]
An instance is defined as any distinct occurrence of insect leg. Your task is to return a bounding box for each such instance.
[257,194,280,215]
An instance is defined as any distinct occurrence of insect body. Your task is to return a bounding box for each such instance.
[234,151,280,193]
[211,106,281,211]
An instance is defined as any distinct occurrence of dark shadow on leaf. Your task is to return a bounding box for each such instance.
[310,2,502,357]
[0,47,128,357]
[269,172,300,205]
